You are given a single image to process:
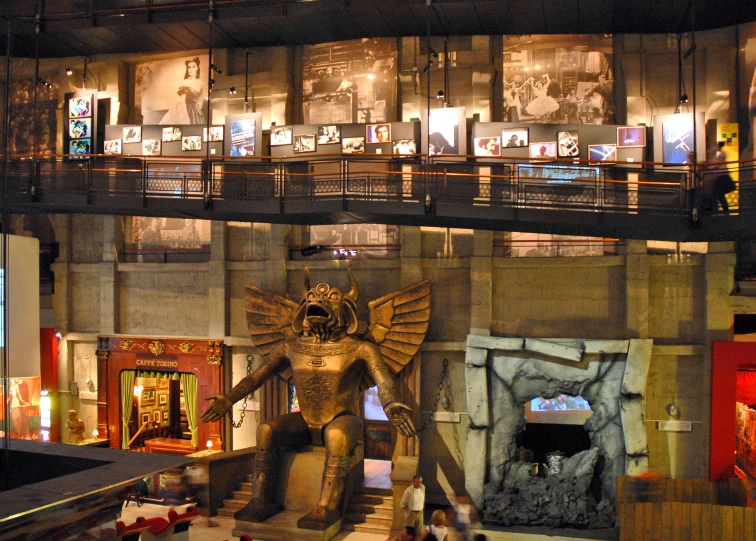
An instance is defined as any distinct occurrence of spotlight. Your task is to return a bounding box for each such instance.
[423,61,433,74]
[300,245,324,257]
[680,94,689,104]
[229,86,237,95]
[209,78,215,89]
[683,44,696,60]
[428,45,438,59]
[436,90,445,100]
[210,63,222,74]
[65,68,73,76]
[37,78,51,88]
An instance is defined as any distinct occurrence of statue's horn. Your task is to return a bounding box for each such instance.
[345,263,359,302]
[303,266,311,297]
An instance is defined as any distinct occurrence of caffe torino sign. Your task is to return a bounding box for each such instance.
[136,356,179,370]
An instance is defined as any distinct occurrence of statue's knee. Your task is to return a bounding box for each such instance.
[256,422,276,447]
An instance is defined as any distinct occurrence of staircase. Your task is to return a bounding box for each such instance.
[216,476,395,537]
[342,486,394,536]
[216,474,253,517]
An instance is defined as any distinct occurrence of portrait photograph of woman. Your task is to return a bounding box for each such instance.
[135,55,209,125]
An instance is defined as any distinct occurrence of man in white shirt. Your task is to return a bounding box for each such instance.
[400,476,425,533]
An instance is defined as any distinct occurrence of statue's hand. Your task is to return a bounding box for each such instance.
[201,394,233,423]
[384,402,416,437]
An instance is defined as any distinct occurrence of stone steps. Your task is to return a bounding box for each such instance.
[341,486,394,537]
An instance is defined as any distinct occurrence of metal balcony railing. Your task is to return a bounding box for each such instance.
[4,153,755,241]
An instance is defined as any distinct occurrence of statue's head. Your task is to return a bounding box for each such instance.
[292,265,359,339]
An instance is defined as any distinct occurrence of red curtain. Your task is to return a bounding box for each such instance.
[737,371,756,406]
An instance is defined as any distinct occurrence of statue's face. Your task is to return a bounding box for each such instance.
[304,283,345,329]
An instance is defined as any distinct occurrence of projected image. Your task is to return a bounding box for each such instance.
[474,136,501,157]
[230,118,256,156]
[617,126,646,148]
[662,117,694,164]
[529,142,557,160]
[557,130,579,157]
[588,144,617,164]
[69,118,91,139]
[428,109,460,155]
[69,138,91,155]
[367,123,391,143]
[363,386,389,421]
[69,96,91,118]
[502,128,529,148]
[526,393,593,425]
[532,395,590,411]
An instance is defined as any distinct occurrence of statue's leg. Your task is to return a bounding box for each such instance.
[297,414,361,530]
[235,412,310,522]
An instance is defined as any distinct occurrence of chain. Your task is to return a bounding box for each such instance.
[445,362,465,468]
[415,358,448,434]
[230,354,254,429]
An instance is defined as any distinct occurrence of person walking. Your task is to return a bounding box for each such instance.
[401,476,426,534]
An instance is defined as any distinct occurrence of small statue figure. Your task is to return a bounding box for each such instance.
[203,265,430,530]
[67,409,86,443]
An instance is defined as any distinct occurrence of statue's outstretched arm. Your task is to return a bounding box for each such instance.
[364,343,416,437]
[201,346,288,423]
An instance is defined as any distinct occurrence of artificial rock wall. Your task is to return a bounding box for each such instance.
[465,335,652,513]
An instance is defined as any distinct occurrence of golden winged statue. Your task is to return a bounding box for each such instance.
[202,265,430,530]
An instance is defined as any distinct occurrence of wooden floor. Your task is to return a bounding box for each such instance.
[363,458,392,490]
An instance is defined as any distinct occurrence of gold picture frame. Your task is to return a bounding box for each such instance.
[158,378,169,390]
[141,387,156,406]
[141,412,150,425]
[162,410,169,421]
[158,392,168,405]
[153,410,161,423]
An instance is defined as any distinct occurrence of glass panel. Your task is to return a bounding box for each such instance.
[364,386,388,421]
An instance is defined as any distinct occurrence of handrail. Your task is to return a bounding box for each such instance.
[128,420,159,448]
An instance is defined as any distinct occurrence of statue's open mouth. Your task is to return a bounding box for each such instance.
[306,304,331,323]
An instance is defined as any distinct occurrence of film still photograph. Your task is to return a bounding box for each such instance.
[203,126,224,142]
[392,139,416,155]
[123,126,142,144]
[294,134,317,153]
[142,139,162,156]
[182,135,202,151]
[557,130,580,157]
[162,127,182,142]
[342,137,365,154]
[317,125,341,144]
[104,139,122,155]
[271,126,292,146]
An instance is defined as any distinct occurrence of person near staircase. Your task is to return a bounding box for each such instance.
[401,476,426,534]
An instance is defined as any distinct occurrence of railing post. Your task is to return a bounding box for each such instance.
[142,159,148,207]
[86,158,93,204]
[203,158,212,210]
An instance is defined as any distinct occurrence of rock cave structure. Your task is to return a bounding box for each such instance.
[464,336,652,528]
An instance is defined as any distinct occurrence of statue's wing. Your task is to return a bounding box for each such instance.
[366,280,431,373]
[245,285,299,355]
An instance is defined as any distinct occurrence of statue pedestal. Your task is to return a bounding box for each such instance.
[233,444,364,541]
